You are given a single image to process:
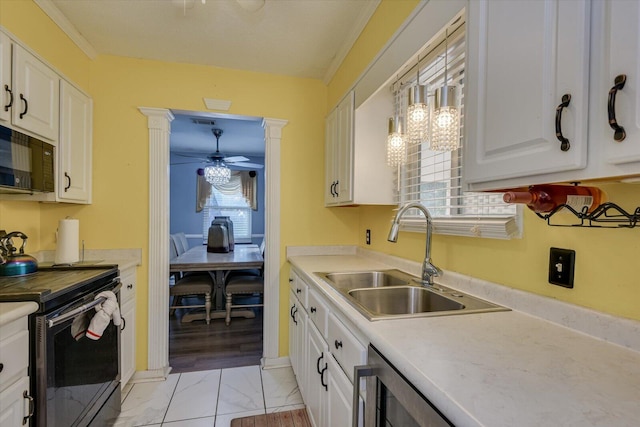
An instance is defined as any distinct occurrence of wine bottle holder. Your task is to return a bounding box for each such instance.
[535,202,640,228]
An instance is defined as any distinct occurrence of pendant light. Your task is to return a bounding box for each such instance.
[406,59,429,145]
[430,28,460,152]
[204,129,231,185]
[386,116,406,167]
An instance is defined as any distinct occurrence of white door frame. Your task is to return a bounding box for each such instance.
[139,107,287,379]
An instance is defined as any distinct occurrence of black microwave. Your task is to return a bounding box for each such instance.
[0,124,54,193]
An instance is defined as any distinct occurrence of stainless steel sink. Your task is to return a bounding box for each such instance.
[315,269,509,321]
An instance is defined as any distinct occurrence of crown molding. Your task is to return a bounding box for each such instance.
[34,0,98,60]
[322,0,381,85]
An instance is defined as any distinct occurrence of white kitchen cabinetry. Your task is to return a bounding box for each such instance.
[58,80,92,203]
[0,313,33,426]
[0,31,10,123]
[465,0,590,189]
[288,268,366,427]
[11,44,59,142]
[120,268,137,388]
[325,91,354,205]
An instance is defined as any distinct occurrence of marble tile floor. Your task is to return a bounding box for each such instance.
[114,365,304,427]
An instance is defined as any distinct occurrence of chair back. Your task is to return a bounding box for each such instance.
[169,236,179,259]
[176,232,190,253]
[170,234,186,256]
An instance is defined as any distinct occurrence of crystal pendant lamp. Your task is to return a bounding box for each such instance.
[407,84,429,145]
[430,29,460,152]
[204,128,231,185]
[386,116,406,167]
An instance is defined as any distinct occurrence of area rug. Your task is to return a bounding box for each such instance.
[230,408,311,427]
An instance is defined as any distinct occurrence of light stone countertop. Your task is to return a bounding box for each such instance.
[287,246,640,427]
[0,301,38,326]
[35,248,142,272]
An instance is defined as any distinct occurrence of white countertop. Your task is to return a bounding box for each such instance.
[288,248,640,427]
[0,301,38,326]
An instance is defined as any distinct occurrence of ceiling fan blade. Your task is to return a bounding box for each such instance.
[230,162,264,169]
[173,152,211,160]
[170,160,208,165]
[223,155,250,163]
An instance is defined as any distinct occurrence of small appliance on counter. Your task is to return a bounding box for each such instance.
[0,230,38,277]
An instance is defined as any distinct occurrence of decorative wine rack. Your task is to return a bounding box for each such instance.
[535,202,640,228]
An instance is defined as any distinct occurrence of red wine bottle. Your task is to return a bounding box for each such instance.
[503,185,605,213]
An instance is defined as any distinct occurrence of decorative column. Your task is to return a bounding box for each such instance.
[139,107,174,378]
[262,118,288,365]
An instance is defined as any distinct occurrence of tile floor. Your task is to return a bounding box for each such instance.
[114,365,304,427]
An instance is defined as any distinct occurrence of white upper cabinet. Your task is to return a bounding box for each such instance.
[12,44,59,142]
[591,0,640,172]
[464,0,590,190]
[58,80,92,203]
[325,91,354,206]
[0,32,10,123]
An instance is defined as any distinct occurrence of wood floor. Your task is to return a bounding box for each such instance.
[230,409,311,427]
[169,296,263,373]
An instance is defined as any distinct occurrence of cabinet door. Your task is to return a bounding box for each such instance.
[335,91,354,204]
[327,354,357,427]
[58,81,92,203]
[306,322,328,427]
[289,291,307,398]
[12,45,59,141]
[595,0,640,166]
[325,108,338,205]
[0,32,10,123]
[0,376,30,427]
[465,0,590,189]
[121,298,136,388]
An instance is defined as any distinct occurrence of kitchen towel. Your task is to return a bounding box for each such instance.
[55,218,79,264]
[86,291,122,340]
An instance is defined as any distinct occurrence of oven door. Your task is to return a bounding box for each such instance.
[33,283,121,427]
[354,345,453,427]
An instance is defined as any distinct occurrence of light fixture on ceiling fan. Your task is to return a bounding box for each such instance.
[204,129,231,185]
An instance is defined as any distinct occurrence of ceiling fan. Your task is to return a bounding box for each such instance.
[172,128,264,169]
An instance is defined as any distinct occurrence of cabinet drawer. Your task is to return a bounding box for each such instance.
[119,271,136,304]
[0,324,29,390]
[327,313,366,383]
[308,289,328,337]
[289,270,308,308]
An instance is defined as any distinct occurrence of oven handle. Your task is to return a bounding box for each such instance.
[47,281,121,328]
[353,365,374,427]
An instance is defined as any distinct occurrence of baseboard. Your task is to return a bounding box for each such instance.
[129,366,172,383]
[261,356,291,369]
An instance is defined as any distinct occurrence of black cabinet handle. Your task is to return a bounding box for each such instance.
[290,304,295,319]
[64,172,71,192]
[0,363,3,373]
[296,288,301,294]
[316,354,324,374]
[555,94,571,152]
[127,284,133,289]
[330,181,337,197]
[19,93,28,119]
[4,85,12,111]
[334,339,343,349]
[310,307,316,313]
[292,307,298,325]
[120,316,126,331]
[335,180,339,197]
[320,365,328,390]
[288,278,293,283]
[23,391,34,425]
[608,74,627,142]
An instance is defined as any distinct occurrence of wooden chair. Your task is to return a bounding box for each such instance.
[224,240,265,325]
[169,235,215,324]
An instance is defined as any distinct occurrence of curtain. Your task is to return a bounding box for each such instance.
[196,169,257,212]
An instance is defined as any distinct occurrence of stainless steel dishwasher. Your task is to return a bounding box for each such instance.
[354,345,453,427]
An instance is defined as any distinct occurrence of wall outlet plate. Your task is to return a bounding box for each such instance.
[549,247,575,288]
[365,229,371,245]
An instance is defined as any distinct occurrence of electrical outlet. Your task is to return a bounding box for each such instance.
[365,229,371,245]
[549,247,575,288]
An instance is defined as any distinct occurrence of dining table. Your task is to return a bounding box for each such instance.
[169,243,264,322]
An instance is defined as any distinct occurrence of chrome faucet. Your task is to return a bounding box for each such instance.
[387,202,442,286]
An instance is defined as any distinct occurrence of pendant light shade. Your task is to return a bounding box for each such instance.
[386,117,406,167]
[407,85,430,145]
[430,85,460,151]
[204,160,231,185]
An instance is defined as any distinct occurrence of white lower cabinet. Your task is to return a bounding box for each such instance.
[0,314,33,426]
[289,269,366,427]
[120,268,137,388]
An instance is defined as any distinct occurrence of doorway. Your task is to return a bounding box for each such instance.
[139,107,287,380]
[169,111,265,372]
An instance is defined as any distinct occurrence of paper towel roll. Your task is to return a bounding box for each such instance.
[55,219,79,264]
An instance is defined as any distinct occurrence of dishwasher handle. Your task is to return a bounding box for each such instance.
[353,365,374,427]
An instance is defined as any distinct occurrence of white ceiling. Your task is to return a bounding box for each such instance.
[38,0,379,156]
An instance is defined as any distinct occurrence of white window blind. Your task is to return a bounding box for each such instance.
[202,182,252,243]
[393,22,521,239]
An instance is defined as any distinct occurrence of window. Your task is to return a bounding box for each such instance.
[202,175,253,244]
[393,19,521,239]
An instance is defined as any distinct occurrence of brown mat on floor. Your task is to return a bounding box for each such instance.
[230,408,311,427]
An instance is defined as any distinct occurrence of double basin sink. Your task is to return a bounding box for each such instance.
[315,269,508,321]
